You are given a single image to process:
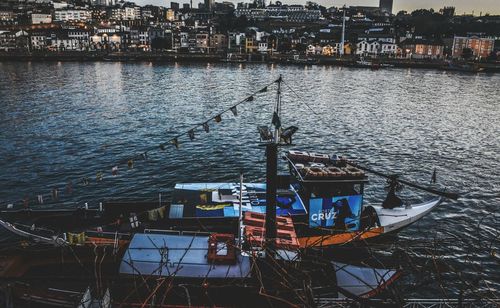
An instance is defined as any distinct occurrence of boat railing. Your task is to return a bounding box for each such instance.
[85,230,131,238]
[143,229,212,236]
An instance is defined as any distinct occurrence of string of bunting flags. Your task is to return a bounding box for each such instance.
[2,78,278,209]
[160,84,267,151]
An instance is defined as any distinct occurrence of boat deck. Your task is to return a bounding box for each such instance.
[119,233,252,279]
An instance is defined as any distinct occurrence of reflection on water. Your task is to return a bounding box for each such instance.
[0,62,499,297]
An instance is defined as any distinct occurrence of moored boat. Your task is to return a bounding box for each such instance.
[442,61,485,73]
[0,158,445,249]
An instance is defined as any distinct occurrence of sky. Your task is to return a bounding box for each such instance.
[133,0,500,15]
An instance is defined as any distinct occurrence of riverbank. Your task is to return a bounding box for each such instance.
[1,51,499,72]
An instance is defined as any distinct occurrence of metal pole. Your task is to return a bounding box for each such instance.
[274,75,282,144]
[340,6,346,56]
[238,172,244,248]
[265,143,278,260]
[265,75,281,260]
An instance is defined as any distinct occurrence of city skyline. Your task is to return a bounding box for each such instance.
[134,0,500,15]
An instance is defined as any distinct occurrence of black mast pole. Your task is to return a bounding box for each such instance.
[265,75,281,262]
[265,143,278,259]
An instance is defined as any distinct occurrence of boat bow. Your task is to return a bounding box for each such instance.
[372,197,443,234]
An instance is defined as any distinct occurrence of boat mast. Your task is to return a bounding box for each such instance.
[340,5,346,56]
[274,76,282,144]
[265,75,282,260]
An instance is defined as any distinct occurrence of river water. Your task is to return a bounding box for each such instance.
[0,62,499,299]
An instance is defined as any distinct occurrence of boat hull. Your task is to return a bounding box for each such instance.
[297,198,442,248]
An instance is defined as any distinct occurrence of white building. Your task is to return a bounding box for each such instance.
[52,2,69,9]
[306,44,323,55]
[179,32,189,49]
[49,34,80,51]
[54,9,91,22]
[356,39,397,56]
[0,11,15,22]
[111,6,141,20]
[30,32,48,50]
[91,0,116,6]
[0,31,16,51]
[380,42,397,54]
[257,41,267,53]
[52,37,80,50]
[235,33,245,46]
[235,5,321,22]
[129,28,149,50]
[68,29,90,46]
[31,13,52,24]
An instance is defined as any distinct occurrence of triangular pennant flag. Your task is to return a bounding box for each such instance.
[259,87,267,93]
[160,143,166,150]
[171,138,180,149]
[214,115,222,123]
[246,96,254,102]
[203,122,209,133]
[230,106,238,116]
[272,111,281,129]
[188,129,195,140]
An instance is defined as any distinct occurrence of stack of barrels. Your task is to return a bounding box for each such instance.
[288,150,364,179]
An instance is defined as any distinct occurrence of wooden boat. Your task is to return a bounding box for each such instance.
[0,173,443,250]
[0,222,401,306]
[155,179,442,248]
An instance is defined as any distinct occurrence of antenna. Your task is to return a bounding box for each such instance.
[340,5,346,56]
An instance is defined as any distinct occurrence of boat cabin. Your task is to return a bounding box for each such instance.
[284,150,368,234]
